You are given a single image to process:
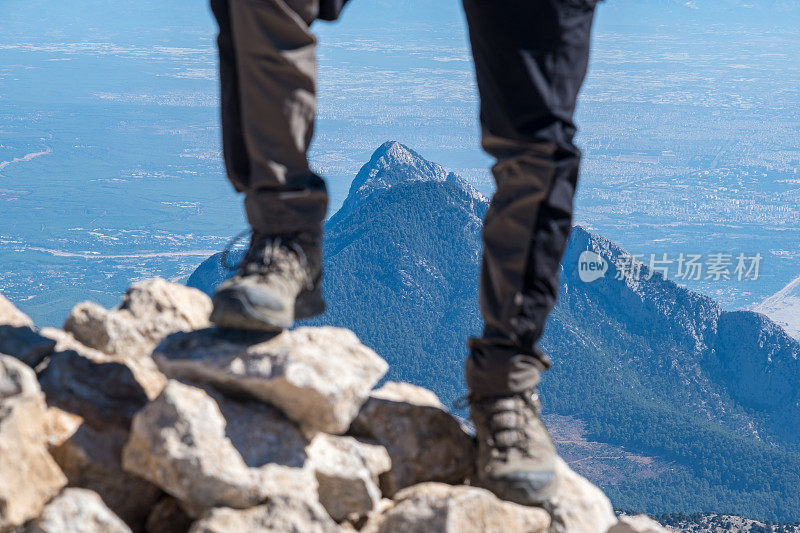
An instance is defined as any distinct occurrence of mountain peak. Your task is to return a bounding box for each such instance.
[372,140,415,163]
[335,141,485,221]
[349,141,451,197]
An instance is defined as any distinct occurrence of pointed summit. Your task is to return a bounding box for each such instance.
[348,141,453,198]
[370,140,417,164]
[335,141,485,221]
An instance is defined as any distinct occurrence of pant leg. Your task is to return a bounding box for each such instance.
[211,0,327,236]
[463,0,597,398]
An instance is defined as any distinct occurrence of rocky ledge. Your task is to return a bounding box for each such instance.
[0,279,667,533]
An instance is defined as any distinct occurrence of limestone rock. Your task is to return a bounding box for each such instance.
[40,327,166,399]
[361,482,550,533]
[39,350,151,430]
[36,349,163,530]
[144,497,193,533]
[40,327,108,361]
[63,301,139,356]
[50,423,163,531]
[547,457,617,533]
[154,326,388,434]
[122,380,316,513]
[607,515,669,533]
[42,407,83,448]
[64,278,211,359]
[307,433,391,522]
[1,353,41,399]
[0,324,56,367]
[0,356,67,531]
[0,293,33,327]
[189,497,339,533]
[25,488,132,533]
[344,498,393,532]
[350,382,474,494]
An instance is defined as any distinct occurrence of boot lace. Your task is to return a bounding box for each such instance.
[220,229,251,271]
[474,390,541,459]
[220,230,314,290]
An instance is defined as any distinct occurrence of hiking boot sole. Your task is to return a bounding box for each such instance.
[210,286,325,332]
[477,469,558,507]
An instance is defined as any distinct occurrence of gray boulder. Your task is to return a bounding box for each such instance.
[307,433,391,522]
[37,349,164,530]
[189,497,340,533]
[25,488,131,533]
[122,380,316,513]
[40,327,166,399]
[154,326,388,434]
[0,293,34,328]
[547,457,617,533]
[0,356,67,531]
[361,482,550,533]
[350,382,474,494]
[0,320,56,367]
[39,350,151,430]
[64,278,211,360]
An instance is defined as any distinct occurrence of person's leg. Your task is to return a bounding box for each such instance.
[212,0,326,236]
[464,0,597,399]
[210,0,249,198]
[210,0,326,330]
[462,0,597,506]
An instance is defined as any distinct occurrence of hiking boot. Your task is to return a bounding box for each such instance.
[210,232,325,331]
[469,389,558,506]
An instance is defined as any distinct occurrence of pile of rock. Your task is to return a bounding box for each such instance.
[0,279,667,533]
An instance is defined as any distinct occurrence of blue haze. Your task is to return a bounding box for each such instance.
[0,0,798,326]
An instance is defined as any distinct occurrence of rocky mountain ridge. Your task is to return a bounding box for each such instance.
[0,279,666,533]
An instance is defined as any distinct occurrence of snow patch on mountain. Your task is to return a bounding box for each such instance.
[753,274,800,341]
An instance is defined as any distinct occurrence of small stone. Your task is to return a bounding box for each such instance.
[154,326,388,434]
[0,356,67,531]
[307,434,390,522]
[189,497,340,533]
[350,382,474,494]
[122,380,316,513]
[1,353,41,399]
[0,324,56,367]
[42,406,83,448]
[25,488,132,533]
[361,482,550,533]
[0,292,33,328]
[64,278,211,359]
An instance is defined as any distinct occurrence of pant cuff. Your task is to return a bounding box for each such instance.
[465,337,550,399]
[245,186,328,235]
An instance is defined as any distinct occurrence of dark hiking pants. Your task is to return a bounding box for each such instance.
[463,0,597,398]
[210,0,327,238]
[210,0,597,399]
